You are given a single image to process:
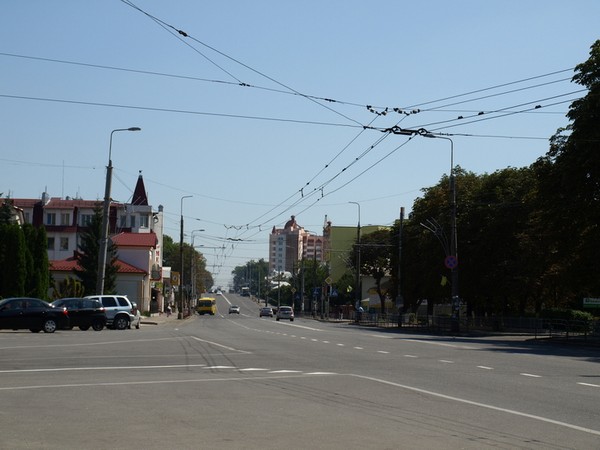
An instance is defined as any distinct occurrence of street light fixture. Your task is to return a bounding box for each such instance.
[96,127,141,295]
[421,131,459,332]
[348,202,361,310]
[190,229,205,300]
[178,195,193,319]
[390,127,460,331]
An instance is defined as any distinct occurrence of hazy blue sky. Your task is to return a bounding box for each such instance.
[1,1,598,287]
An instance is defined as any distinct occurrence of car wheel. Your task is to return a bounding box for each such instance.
[79,325,90,331]
[113,316,129,330]
[92,320,104,331]
[276,317,280,321]
[290,318,294,322]
[30,329,41,333]
[42,319,57,333]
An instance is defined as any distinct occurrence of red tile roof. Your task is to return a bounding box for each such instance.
[111,232,157,248]
[50,255,146,274]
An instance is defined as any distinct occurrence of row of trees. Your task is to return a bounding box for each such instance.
[0,199,49,299]
[351,40,600,317]
[232,40,600,318]
[162,235,213,298]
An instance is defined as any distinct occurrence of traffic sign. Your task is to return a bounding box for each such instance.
[444,255,458,269]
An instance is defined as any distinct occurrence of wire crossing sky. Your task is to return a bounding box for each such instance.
[1,1,598,286]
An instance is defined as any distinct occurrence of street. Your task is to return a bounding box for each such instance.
[0,293,598,449]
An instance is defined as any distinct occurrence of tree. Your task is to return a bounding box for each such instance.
[531,40,600,306]
[23,223,49,299]
[0,222,26,297]
[73,206,118,295]
[349,228,394,314]
[52,276,84,299]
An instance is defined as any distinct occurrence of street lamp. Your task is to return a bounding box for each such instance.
[96,127,141,295]
[348,202,361,310]
[190,229,205,301]
[413,129,459,332]
[178,195,193,319]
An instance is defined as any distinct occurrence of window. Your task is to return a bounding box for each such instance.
[60,213,70,226]
[119,215,127,228]
[47,237,55,250]
[46,213,56,225]
[130,216,136,228]
[140,215,149,228]
[101,297,117,307]
[60,237,69,251]
[80,214,93,226]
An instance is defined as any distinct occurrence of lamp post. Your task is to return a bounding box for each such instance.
[178,195,193,319]
[386,126,460,331]
[190,229,205,302]
[421,132,459,332]
[348,202,361,310]
[96,127,141,295]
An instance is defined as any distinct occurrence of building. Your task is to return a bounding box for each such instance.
[269,215,326,274]
[11,172,165,313]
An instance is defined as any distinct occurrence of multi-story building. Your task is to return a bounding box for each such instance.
[11,173,165,313]
[269,215,326,274]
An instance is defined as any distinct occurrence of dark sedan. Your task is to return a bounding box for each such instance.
[51,298,107,331]
[0,297,69,333]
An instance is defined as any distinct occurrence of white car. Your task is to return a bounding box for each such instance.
[228,305,240,314]
[276,306,294,321]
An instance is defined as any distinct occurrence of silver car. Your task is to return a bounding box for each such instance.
[276,306,294,321]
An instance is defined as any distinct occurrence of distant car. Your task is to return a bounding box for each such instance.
[0,297,69,333]
[259,307,273,318]
[228,305,240,314]
[276,306,294,322]
[51,298,106,331]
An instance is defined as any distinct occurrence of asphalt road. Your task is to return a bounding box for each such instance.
[0,293,598,449]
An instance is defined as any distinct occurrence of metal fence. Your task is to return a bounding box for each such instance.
[316,310,600,342]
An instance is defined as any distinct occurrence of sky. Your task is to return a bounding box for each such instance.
[1,1,598,288]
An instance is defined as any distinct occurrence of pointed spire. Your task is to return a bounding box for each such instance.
[132,171,149,206]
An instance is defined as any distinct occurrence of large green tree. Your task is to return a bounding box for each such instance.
[531,40,600,307]
[73,206,118,295]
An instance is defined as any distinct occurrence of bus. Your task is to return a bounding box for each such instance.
[240,287,250,297]
[196,297,217,315]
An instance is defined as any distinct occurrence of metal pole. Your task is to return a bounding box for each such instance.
[178,195,192,319]
[397,206,404,326]
[349,202,361,308]
[96,127,140,295]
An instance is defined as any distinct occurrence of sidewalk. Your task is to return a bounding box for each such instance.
[141,312,186,325]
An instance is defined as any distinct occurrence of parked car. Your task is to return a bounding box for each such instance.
[276,306,294,321]
[0,297,69,333]
[51,298,106,331]
[228,305,240,314]
[84,295,140,330]
[259,307,273,318]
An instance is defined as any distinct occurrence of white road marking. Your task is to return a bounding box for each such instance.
[404,338,475,350]
[190,336,250,353]
[377,351,390,354]
[354,347,363,350]
[204,366,236,370]
[577,382,600,388]
[439,360,454,364]
[239,368,269,371]
[350,373,600,436]
[404,355,418,358]
[477,366,494,370]
[0,364,208,374]
[268,370,302,373]
[520,373,542,378]
[337,343,345,347]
